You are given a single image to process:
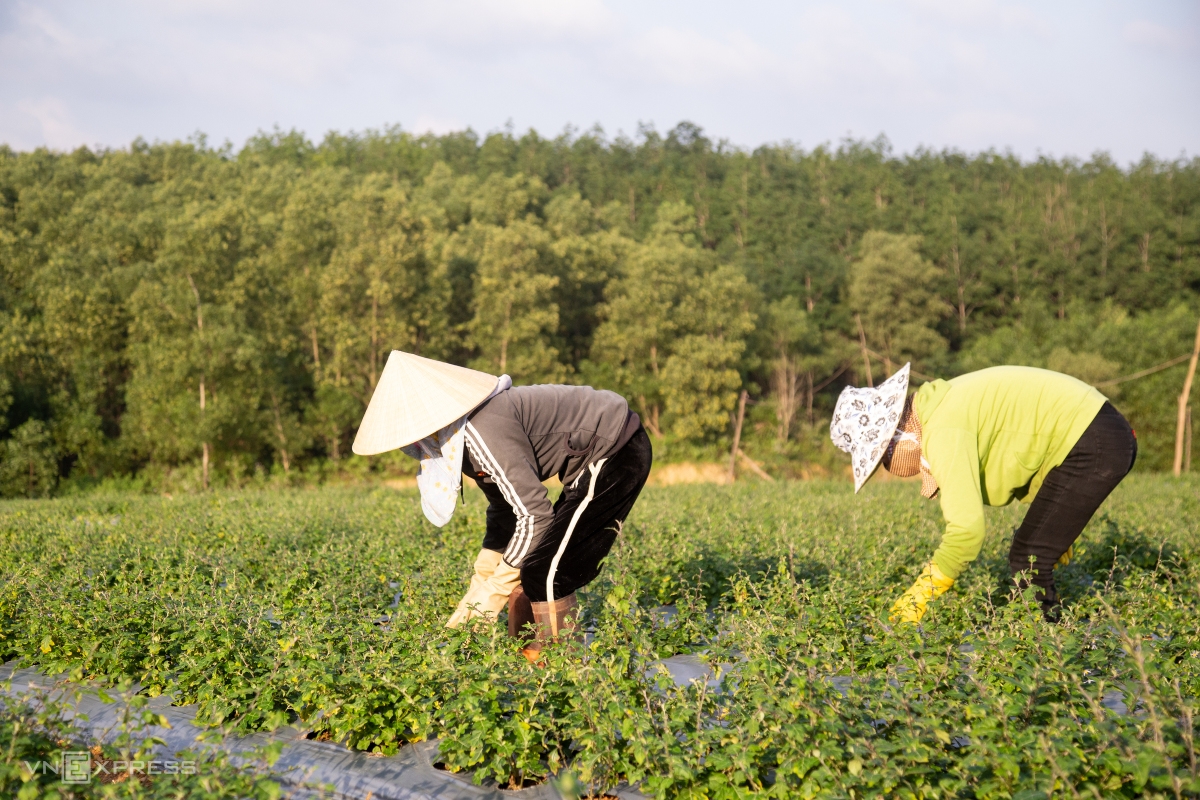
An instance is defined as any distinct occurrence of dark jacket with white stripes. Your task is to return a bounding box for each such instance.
[463,385,636,568]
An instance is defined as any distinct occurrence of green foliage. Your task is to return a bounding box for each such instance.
[465,219,564,381]
[1,420,57,498]
[592,203,757,439]
[850,231,948,367]
[761,297,843,444]
[0,681,285,799]
[962,301,1200,470]
[1,478,1197,797]
[1,127,1199,487]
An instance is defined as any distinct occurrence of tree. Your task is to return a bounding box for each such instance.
[849,231,948,372]
[464,220,564,382]
[763,297,829,441]
[2,130,1199,484]
[0,419,57,497]
[594,202,756,439]
[591,202,713,436]
[320,175,449,401]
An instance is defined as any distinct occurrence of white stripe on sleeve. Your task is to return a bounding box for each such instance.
[464,423,536,564]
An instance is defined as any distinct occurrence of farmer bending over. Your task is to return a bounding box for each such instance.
[830,364,1136,622]
[353,351,651,659]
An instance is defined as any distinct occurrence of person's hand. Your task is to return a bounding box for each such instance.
[889,562,954,624]
[1055,544,1074,568]
[446,550,522,628]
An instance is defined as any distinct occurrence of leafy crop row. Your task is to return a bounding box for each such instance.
[1,476,1197,797]
[0,680,284,799]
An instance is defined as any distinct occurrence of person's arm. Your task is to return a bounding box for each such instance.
[446,472,526,628]
[463,420,555,569]
[924,427,986,580]
[446,548,520,628]
[474,476,518,554]
[890,427,983,623]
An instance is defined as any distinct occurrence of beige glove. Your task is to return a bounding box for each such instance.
[1055,544,1074,568]
[446,549,522,628]
[889,561,955,624]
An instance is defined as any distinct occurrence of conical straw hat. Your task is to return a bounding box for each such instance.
[352,351,499,456]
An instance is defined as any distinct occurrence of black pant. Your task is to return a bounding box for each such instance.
[519,427,652,603]
[1008,402,1136,605]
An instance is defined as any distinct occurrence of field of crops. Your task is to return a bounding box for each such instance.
[2,476,1198,798]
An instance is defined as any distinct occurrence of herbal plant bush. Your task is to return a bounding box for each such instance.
[1,476,1197,797]
[0,679,286,799]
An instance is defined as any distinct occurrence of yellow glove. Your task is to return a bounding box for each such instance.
[889,562,955,624]
[446,549,522,628]
[1055,545,1074,568]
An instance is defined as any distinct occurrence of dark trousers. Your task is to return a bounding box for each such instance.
[1008,402,1137,605]
[520,427,652,603]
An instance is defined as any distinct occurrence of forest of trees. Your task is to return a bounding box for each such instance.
[1,122,1198,495]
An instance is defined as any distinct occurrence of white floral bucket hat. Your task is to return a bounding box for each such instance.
[829,363,910,492]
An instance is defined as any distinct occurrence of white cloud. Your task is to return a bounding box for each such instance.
[623,27,780,86]
[10,3,79,47]
[413,114,466,136]
[0,0,1194,161]
[943,109,1036,142]
[1123,19,1191,51]
[899,0,1049,35]
[17,97,90,150]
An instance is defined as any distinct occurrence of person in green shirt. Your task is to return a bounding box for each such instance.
[830,363,1137,621]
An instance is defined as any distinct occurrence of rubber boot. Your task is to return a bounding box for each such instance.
[521,593,580,663]
[508,585,535,643]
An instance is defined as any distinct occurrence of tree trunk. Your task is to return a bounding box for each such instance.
[370,294,379,386]
[806,370,814,428]
[1098,202,1113,280]
[734,172,748,249]
[186,274,210,491]
[773,355,798,443]
[499,301,512,373]
[636,395,662,437]
[200,376,210,494]
[737,449,774,481]
[950,215,967,334]
[271,392,291,473]
[1173,315,1200,476]
[855,314,874,387]
[728,390,748,482]
[1186,407,1193,473]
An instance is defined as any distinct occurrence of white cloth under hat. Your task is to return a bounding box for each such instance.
[830,363,911,493]
[400,375,511,527]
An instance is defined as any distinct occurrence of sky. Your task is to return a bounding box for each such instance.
[1,0,1197,163]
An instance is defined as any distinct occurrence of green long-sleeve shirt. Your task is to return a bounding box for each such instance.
[913,366,1108,579]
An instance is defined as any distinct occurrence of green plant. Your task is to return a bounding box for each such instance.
[1,476,1197,797]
